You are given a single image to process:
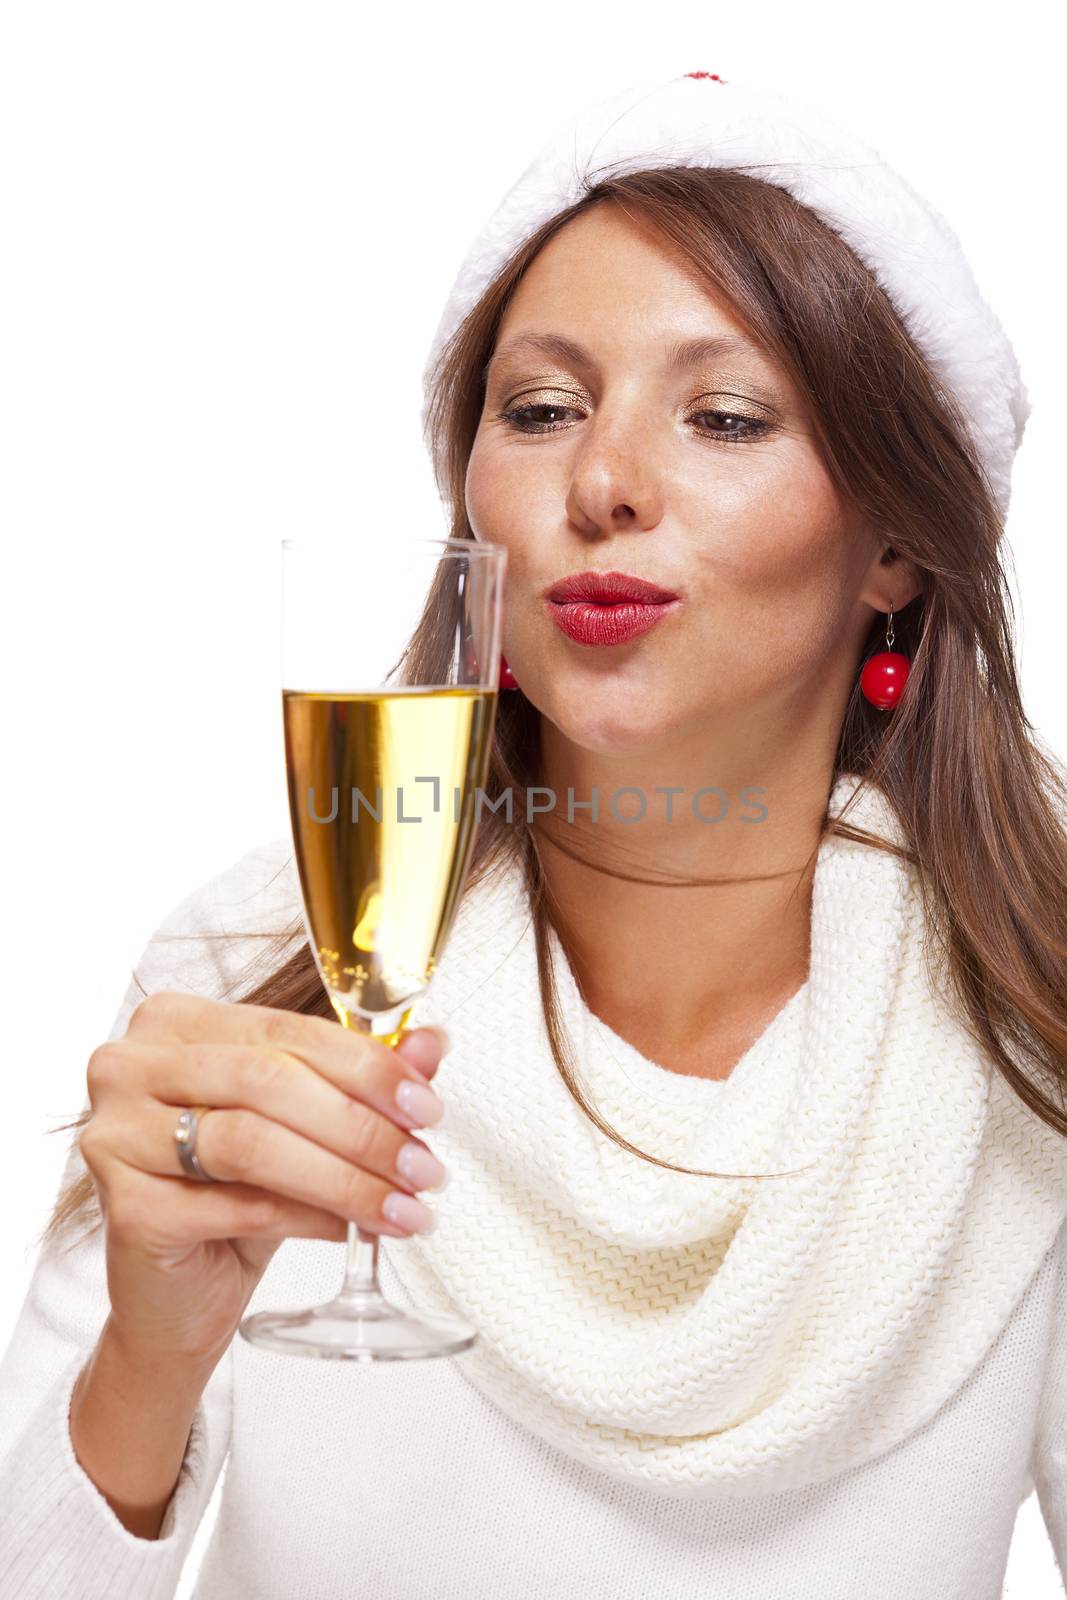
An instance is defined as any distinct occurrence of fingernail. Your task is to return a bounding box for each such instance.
[395,1078,445,1127]
[396,1142,448,1190]
[382,1191,436,1233]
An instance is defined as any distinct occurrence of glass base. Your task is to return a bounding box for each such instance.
[239,1285,478,1363]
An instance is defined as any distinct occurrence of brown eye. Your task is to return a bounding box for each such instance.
[497,401,773,442]
[690,410,772,443]
[500,403,580,434]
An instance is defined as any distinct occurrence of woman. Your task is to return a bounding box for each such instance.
[3,70,1067,1599]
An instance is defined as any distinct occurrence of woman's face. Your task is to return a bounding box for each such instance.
[465,202,913,755]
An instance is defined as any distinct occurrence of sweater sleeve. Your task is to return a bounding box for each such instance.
[1031,1207,1067,1579]
[0,836,301,1599]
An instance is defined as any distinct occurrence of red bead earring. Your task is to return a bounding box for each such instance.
[859,610,910,710]
[499,654,519,691]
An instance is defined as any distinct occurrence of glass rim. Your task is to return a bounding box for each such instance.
[280,535,506,560]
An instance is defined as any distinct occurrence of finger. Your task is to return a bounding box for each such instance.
[125,991,449,1094]
[107,1098,439,1236]
[117,1040,447,1198]
[394,1025,450,1080]
[105,1168,363,1251]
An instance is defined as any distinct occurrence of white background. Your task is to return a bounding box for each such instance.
[1,2,1062,1594]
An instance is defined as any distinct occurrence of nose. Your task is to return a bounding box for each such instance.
[564,409,665,537]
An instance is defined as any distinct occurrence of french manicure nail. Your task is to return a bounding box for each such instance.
[382,1191,436,1233]
[395,1078,445,1127]
[396,1142,448,1190]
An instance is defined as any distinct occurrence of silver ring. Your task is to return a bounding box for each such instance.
[173,1106,218,1183]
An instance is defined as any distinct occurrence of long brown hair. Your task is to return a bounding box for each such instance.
[40,164,1067,1253]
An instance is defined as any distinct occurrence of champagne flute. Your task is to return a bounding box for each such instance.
[239,535,506,1361]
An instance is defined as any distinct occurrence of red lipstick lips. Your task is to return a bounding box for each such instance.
[545,569,681,648]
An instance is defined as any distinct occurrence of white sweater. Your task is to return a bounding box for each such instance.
[1,833,1066,1599]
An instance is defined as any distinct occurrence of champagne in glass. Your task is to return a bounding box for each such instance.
[239,535,506,1361]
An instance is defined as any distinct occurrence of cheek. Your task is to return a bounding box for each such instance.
[702,440,851,587]
[465,435,519,545]
[681,468,859,673]
[465,433,563,557]
[463,432,494,535]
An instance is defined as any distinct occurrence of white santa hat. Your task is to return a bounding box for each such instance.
[421,69,1029,520]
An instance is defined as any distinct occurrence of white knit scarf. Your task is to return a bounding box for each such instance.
[389,772,1067,1498]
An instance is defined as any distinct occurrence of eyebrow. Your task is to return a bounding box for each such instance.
[483,330,767,381]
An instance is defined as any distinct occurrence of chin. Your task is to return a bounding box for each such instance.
[545,695,671,756]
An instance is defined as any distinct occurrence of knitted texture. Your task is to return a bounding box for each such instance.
[420,71,1029,519]
[387,772,1067,1498]
[3,808,1067,1595]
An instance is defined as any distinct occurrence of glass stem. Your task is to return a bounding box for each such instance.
[341,1223,382,1301]
[334,999,415,1307]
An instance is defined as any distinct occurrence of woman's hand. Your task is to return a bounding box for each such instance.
[78,991,450,1364]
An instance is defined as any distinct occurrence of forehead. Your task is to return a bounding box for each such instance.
[488,205,784,379]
